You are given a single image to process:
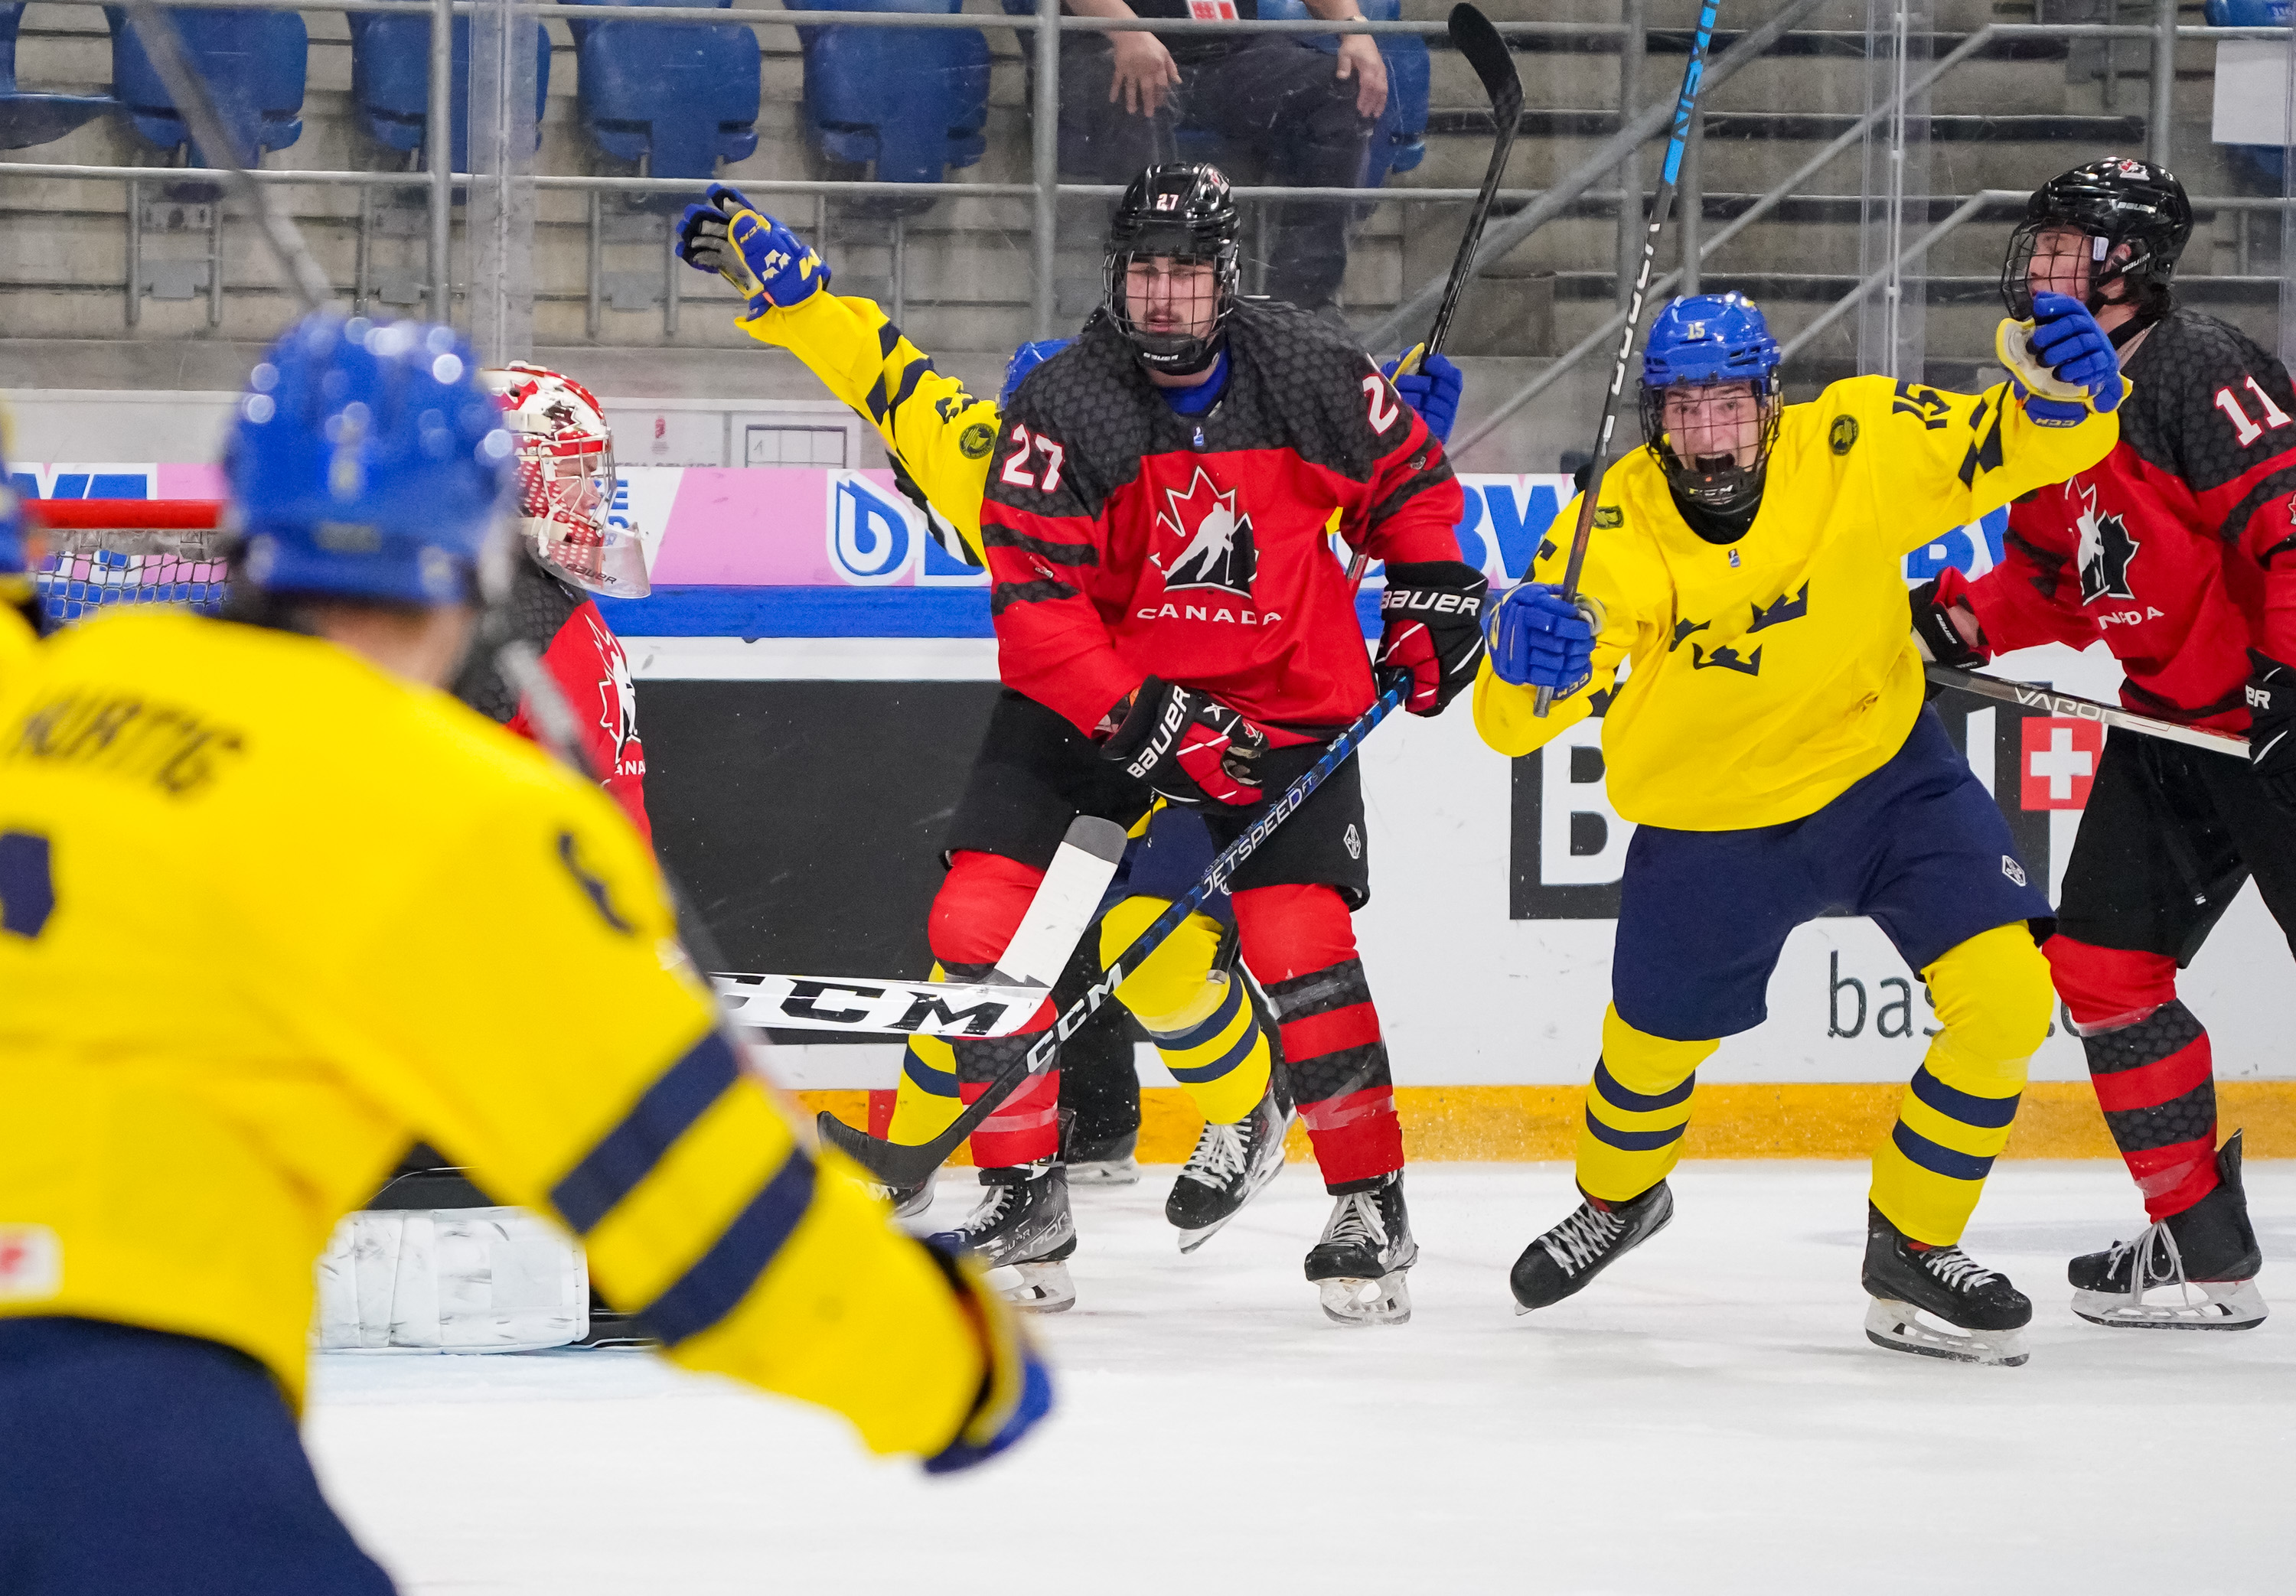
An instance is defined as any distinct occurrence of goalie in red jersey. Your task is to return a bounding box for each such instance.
[1915,159,2296,1331]
[461,363,654,841]
[925,163,1478,1325]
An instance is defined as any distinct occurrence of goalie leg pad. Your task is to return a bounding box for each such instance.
[315,1206,588,1353]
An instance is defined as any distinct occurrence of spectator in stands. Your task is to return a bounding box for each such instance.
[1057,0,1384,314]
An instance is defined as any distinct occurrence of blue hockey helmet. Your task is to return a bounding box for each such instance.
[1638,293,1784,514]
[1002,338,1071,406]
[225,314,516,607]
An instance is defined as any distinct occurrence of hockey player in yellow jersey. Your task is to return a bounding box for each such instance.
[673,185,1457,1270]
[0,314,1049,1594]
[1478,292,2127,1365]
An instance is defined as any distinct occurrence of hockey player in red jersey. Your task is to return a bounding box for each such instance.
[462,363,653,840]
[1915,159,2292,1329]
[928,163,1479,1324]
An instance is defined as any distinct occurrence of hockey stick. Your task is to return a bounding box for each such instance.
[119,1,332,314]
[1414,5,1524,366]
[1923,663,2250,758]
[817,680,1411,1187]
[704,815,1131,1037]
[1531,0,1722,718]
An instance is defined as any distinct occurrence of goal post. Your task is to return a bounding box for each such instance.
[29,500,231,627]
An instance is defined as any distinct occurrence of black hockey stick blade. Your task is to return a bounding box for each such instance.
[816,682,1410,1188]
[1420,5,1524,362]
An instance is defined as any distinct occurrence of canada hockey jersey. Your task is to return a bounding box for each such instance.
[452,552,651,841]
[1954,308,2296,728]
[980,304,1465,735]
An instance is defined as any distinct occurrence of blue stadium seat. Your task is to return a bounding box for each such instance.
[347,9,550,173]
[789,0,989,189]
[1258,0,1427,184]
[0,5,114,151]
[567,0,760,181]
[105,5,305,167]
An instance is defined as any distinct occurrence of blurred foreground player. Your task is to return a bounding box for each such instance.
[0,441,40,673]
[675,182,1465,1269]
[0,314,1047,1595]
[1914,159,2291,1329]
[1477,291,2124,1365]
[941,162,1476,1323]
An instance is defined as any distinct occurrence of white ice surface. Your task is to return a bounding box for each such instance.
[308,1161,2296,1594]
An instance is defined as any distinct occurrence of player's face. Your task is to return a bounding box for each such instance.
[1662,381,1762,470]
[1125,256,1218,342]
[2026,226,2131,306]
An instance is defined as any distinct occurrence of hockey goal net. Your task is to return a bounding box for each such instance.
[31,500,230,626]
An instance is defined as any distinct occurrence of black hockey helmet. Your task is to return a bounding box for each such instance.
[1104,162,1240,377]
[2001,158,2193,320]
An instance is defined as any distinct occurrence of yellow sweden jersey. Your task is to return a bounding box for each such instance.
[742,292,1001,562]
[1474,376,2122,829]
[0,611,981,1454]
[0,600,33,682]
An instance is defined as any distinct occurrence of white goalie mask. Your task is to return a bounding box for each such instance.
[481,363,651,599]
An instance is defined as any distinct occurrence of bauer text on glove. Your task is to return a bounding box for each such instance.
[2246,648,2296,813]
[1375,559,1488,715]
[1099,676,1269,808]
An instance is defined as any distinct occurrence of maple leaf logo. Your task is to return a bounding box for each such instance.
[2072,481,2139,604]
[1155,467,1257,598]
[585,612,639,759]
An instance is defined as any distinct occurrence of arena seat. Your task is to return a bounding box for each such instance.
[106,5,305,167]
[567,0,760,181]
[347,8,550,173]
[1258,0,1427,184]
[0,5,115,151]
[788,0,989,191]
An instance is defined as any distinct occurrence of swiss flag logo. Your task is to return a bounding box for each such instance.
[2020,717,2104,809]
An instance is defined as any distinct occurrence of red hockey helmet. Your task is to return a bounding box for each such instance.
[481,363,650,599]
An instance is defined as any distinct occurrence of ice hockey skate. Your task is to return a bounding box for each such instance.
[866,1174,934,1221]
[1510,1181,1675,1314]
[1304,1171,1416,1325]
[928,1161,1077,1313]
[1167,1076,1295,1252]
[2069,1132,2266,1331]
[1061,1116,1141,1186]
[1861,1205,2030,1366]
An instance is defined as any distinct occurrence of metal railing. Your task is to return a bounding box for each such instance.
[4,2,2291,402]
[1449,13,2295,455]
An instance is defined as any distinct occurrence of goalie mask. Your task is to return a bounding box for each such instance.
[482,363,651,599]
[1639,293,1784,516]
[1104,163,1241,379]
[2001,158,2193,321]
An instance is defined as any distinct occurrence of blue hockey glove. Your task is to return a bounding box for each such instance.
[1002,339,1071,406]
[918,1238,1055,1475]
[1486,581,1596,694]
[1381,347,1463,444]
[2020,291,2122,423]
[673,184,830,318]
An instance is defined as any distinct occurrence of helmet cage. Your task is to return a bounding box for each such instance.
[487,363,650,599]
[2000,160,2192,319]
[1639,373,1784,516]
[1104,164,1241,377]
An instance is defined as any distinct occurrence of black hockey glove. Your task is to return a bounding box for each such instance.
[1375,560,1489,716]
[2245,649,2296,813]
[1908,574,1989,672]
[1100,677,1270,808]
